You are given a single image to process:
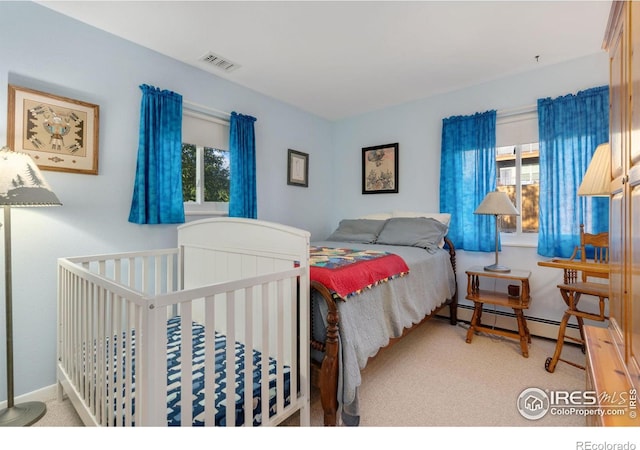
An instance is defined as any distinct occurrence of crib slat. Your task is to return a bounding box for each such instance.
[276,279,285,416]
[203,295,216,426]
[243,286,254,427]
[180,302,193,427]
[225,291,236,427]
[260,282,270,425]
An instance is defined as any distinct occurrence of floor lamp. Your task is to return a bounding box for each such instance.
[474,190,520,273]
[0,147,61,427]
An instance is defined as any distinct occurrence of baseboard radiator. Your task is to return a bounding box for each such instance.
[440,304,583,342]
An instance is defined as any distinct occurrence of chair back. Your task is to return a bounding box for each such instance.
[568,224,609,282]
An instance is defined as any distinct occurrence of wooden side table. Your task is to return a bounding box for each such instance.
[465,266,532,357]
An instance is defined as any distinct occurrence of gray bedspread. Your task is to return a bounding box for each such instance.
[310,241,457,425]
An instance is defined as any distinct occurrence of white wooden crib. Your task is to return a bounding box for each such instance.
[56,218,310,427]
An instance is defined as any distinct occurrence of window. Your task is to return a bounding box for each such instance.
[181,108,230,215]
[496,143,539,233]
[495,108,539,245]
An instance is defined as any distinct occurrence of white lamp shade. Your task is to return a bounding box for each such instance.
[474,190,519,216]
[0,147,61,206]
[577,143,611,197]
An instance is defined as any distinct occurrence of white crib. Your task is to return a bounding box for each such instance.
[56,218,310,427]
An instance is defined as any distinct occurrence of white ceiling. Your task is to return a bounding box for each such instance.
[38,1,613,121]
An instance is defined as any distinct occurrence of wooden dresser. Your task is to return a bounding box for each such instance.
[589,0,640,426]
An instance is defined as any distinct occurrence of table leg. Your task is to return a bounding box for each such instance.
[466,302,482,343]
[515,309,529,358]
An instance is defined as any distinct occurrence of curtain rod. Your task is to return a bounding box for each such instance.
[183,100,231,119]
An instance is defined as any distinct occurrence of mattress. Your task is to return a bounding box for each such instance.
[106,316,291,426]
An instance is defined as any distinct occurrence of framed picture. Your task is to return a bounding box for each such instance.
[362,143,398,194]
[7,84,99,175]
[287,149,309,187]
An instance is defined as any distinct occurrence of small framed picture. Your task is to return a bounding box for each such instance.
[362,143,398,194]
[7,84,100,175]
[287,149,309,187]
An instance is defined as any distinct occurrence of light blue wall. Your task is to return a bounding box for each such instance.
[0,1,611,402]
[0,1,333,401]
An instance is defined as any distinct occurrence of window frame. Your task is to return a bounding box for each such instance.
[495,108,539,248]
[182,108,230,217]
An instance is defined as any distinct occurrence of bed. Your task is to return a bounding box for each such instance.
[56,218,311,427]
[308,212,458,426]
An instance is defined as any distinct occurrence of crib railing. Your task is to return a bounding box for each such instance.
[57,248,310,427]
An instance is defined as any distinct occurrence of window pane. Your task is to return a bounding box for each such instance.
[496,143,539,234]
[521,144,539,233]
[203,147,230,202]
[182,143,197,202]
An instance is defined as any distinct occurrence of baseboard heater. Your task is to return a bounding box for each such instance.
[438,304,582,342]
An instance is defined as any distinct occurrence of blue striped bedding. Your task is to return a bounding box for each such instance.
[109,316,291,426]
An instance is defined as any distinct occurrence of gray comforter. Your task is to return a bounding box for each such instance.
[311,241,457,425]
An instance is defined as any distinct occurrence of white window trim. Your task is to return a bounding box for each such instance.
[182,105,230,217]
[496,106,539,248]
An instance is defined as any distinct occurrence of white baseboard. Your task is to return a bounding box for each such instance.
[0,384,59,410]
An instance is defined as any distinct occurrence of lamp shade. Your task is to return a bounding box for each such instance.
[0,147,61,206]
[577,143,611,197]
[474,190,519,216]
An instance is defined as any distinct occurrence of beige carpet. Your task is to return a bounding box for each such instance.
[33,316,589,428]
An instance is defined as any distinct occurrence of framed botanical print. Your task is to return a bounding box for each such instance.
[362,143,398,194]
[7,84,100,175]
[287,149,309,187]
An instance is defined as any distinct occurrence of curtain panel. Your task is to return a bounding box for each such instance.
[537,85,609,257]
[229,111,258,219]
[439,110,497,252]
[128,84,185,224]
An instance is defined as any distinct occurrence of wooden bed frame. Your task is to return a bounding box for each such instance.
[309,236,458,426]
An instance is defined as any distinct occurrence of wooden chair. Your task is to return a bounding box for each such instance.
[545,224,609,373]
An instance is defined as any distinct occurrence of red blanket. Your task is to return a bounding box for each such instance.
[310,246,409,300]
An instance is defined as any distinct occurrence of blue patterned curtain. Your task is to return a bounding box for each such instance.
[229,112,258,218]
[537,86,609,257]
[439,110,497,251]
[128,84,184,224]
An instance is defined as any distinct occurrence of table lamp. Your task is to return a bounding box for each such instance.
[0,147,61,426]
[474,190,519,272]
[578,143,610,197]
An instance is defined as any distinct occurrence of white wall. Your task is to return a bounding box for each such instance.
[0,1,333,401]
[331,52,610,328]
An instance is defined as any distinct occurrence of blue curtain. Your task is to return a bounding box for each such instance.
[537,86,609,257]
[439,110,497,252]
[128,84,184,224]
[229,111,258,218]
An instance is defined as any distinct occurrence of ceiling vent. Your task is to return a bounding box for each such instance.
[199,52,240,73]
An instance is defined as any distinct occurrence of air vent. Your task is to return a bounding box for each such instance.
[199,52,240,72]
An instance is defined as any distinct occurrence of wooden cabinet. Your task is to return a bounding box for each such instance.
[595,1,640,425]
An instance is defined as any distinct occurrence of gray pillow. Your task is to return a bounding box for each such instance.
[326,219,387,243]
[376,217,448,251]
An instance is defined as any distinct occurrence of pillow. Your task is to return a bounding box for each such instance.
[376,217,449,251]
[391,211,450,247]
[391,210,451,227]
[358,212,393,220]
[325,219,387,243]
